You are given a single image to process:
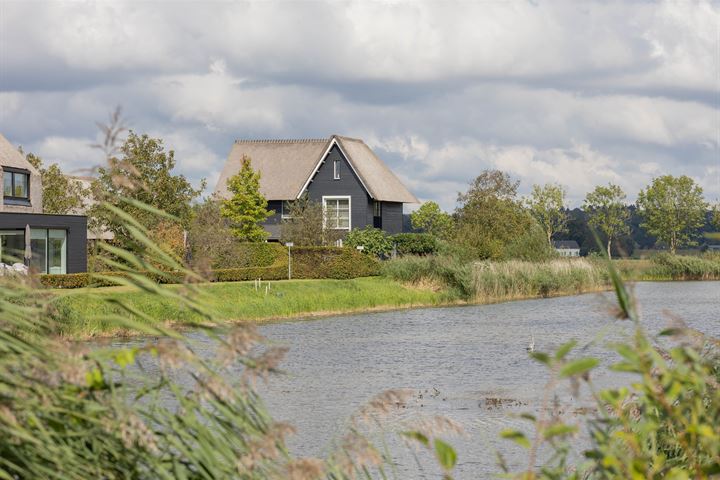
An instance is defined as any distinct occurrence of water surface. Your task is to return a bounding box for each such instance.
[111,281,720,478]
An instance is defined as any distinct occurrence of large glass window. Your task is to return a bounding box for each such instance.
[324,197,350,230]
[3,170,30,199]
[48,230,67,274]
[0,231,25,265]
[30,229,47,273]
[0,229,67,273]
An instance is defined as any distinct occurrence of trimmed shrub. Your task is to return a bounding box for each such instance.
[291,246,381,279]
[40,246,379,288]
[214,242,284,268]
[392,233,439,256]
[344,227,392,256]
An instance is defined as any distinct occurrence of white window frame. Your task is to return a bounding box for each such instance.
[333,158,340,180]
[322,195,351,231]
[281,201,293,220]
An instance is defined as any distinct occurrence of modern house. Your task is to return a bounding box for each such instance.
[0,134,87,274]
[553,240,581,257]
[215,135,419,240]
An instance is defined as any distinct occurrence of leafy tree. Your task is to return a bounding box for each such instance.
[711,202,720,231]
[279,195,342,246]
[90,131,204,247]
[503,221,557,261]
[344,226,393,256]
[220,155,273,242]
[525,183,568,247]
[636,175,707,254]
[26,153,87,215]
[583,183,630,259]
[410,201,454,239]
[455,170,533,259]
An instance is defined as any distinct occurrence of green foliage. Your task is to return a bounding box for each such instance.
[455,170,534,259]
[410,201,454,239]
[583,183,631,259]
[383,256,607,301]
[280,195,343,246]
[391,233,439,256]
[648,252,720,280]
[344,226,393,256]
[220,155,273,242]
[187,196,237,269]
[89,131,204,248]
[525,183,568,247]
[636,175,707,253]
[381,255,474,299]
[290,246,381,279]
[502,221,558,261]
[26,153,88,214]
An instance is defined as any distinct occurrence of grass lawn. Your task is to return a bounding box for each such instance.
[52,277,454,338]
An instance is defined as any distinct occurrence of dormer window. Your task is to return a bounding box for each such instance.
[333,159,340,180]
[3,168,30,202]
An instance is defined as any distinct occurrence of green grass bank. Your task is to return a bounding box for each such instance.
[51,277,453,338]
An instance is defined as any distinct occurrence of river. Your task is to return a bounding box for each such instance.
[109,281,719,478]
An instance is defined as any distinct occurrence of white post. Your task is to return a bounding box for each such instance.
[285,242,294,280]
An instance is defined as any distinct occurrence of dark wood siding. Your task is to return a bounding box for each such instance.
[305,146,372,231]
[0,213,87,273]
[380,202,403,235]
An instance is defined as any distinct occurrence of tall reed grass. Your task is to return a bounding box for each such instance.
[382,256,608,302]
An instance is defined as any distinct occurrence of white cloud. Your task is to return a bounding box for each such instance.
[0,0,717,209]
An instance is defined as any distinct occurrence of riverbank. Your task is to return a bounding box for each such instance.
[49,254,720,339]
[51,276,614,339]
[51,277,456,338]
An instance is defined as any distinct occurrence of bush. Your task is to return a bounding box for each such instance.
[502,223,557,261]
[382,255,474,298]
[226,242,284,268]
[40,246,379,288]
[291,247,380,279]
[344,227,392,256]
[391,233,439,256]
[648,252,720,280]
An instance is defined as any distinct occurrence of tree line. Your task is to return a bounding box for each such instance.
[23,120,719,262]
[411,170,718,259]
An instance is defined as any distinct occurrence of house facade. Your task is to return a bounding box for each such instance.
[215,135,418,240]
[0,134,87,274]
[554,240,581,257]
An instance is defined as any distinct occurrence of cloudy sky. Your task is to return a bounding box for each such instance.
[0,0,718,210]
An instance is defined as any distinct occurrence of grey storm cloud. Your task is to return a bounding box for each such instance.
[0,0,718,210]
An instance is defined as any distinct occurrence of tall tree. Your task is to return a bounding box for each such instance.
[90,131,204,247]
[26,153,88,215]
[455,170,532,259]
[583,184,630,259]
[220,155,273,242]
[279,195,342,246]
[636,175,707,254]
[410,201,454,239]
[525,183,568,247]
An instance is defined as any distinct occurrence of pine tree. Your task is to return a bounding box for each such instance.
[220,155,273,242]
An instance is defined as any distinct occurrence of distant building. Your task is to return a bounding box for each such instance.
[215,135,419,241]
[554,240,580,257]
[0,133,87,273]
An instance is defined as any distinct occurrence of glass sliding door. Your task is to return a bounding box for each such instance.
[30,229,48,274]
[0,230,25,265]
[48,230,67,274]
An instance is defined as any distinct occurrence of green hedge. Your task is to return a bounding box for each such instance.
[290,246,381,279]
[391,233,439,256]
[226,242,284,268]
[40,246,380,289]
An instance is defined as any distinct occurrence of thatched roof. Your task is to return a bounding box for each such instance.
[0,134,39,173]
[215,135,418,203]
